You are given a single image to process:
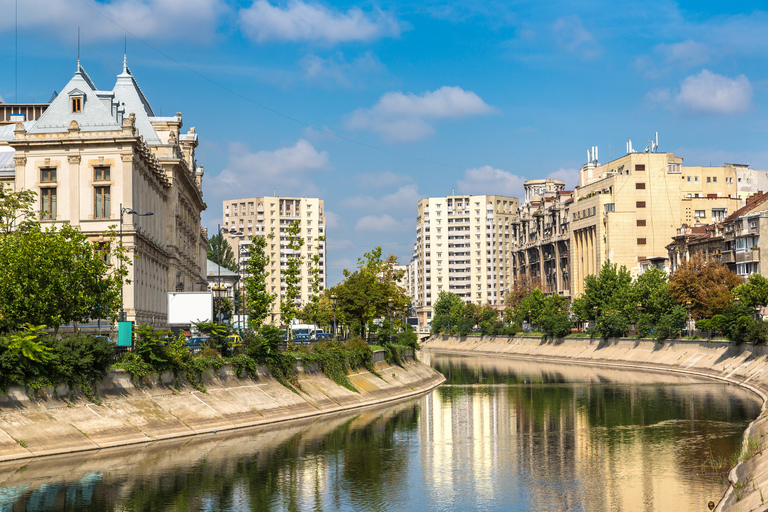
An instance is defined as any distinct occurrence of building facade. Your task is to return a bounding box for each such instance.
[223,196,326,325]
[413,194,519,326]
[569,147,755,296]
[511,180,573,297]
[0,58,208,325]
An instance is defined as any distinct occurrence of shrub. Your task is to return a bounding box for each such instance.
[397,325,419,350]
[539,312,572,339]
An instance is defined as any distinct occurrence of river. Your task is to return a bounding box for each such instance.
[0,352,760,511]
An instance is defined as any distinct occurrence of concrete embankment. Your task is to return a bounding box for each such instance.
[422,335,768,512]
[0,351,444,463]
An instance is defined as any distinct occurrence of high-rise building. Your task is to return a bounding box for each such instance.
[222,196,326,325]
[413,194,519,326]
[0,58,208,326]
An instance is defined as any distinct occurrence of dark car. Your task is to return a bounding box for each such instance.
[185,336,210,354]
[316,332,333,340]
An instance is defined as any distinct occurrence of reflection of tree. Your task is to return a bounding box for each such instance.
[7,405,420,512]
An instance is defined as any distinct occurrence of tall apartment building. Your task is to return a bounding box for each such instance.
[413,194,519,326]
[0,58,208,325]
[223,196,326,325]
[511,180,574,297]
[570,142,763,296]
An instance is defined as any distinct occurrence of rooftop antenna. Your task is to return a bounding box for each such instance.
[77,26,80,69]
[15,0,18,102]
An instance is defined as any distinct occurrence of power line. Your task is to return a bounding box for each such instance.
[75,0,465,171]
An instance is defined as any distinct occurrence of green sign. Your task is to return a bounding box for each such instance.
[118,322,133,347]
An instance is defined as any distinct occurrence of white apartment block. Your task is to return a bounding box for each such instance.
[223,196,326,325]
[414,194,519,326]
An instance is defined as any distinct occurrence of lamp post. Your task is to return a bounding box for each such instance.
[686,300,692,337]
[388,298,394,344]
[119,203,153,322]
[215,224,242,324]
[593,306,598,333]
[331,294,338,339]
[636,303,642,337]
[528,309,532,333]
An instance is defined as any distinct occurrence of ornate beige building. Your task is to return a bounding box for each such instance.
[222,196,326,325]
[0,58,208,326]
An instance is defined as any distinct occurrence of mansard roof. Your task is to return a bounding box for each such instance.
[25,57,161,144]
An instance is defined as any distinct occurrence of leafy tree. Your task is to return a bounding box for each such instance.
[244,234,276,327]
[509,288,547,327]
[734,274,768,310]
[334,247,409,338]
[654,305,687,341]
[0,223,128,333]
[537,295,572,338]
[504,274,541,321]
[281,220,305,329]
[669,253,742,319]
[631,267,676,323]
[302,236,327,328]
[0,187,36,235]
[432,291,464,334]
[207,232,238,272]
[572,261,633,324]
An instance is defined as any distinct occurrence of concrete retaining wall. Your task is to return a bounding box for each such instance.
[423,335,768,512]
[0,351,443,463]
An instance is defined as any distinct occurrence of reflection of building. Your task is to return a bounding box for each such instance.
[511,180,573,297]
[223,196,326,325]
[413,194,519,325]
[0,58,208,325]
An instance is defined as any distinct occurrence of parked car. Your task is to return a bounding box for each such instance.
[226,334,243,348]
[316,332,333,340]
[185,336,210,354]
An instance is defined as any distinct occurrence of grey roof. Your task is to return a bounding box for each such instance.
[26,57,161,144]
[0,150,14,177]
[207,259,240,278]
[0,121,36,141]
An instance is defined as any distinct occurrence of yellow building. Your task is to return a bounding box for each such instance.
[414,194,519,325]
[222,196,326,325]
[571,147,756,296]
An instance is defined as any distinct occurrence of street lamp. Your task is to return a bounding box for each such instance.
[388,298,394,344]
[216,224,242,324]
[331,294,338,339]
[119,203,153,322]
[593,306,598,333]
[528,309,532,333]
[636,303,642,337]
[686,300,692,337]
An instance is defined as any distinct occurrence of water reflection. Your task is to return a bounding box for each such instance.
[0,354,760,511]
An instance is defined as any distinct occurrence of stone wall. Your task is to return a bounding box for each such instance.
[0,350,442,463]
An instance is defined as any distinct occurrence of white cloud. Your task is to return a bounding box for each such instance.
[457,166,526,197]
[324,210,342,230]
[345,86,497,142]
[341,183,421,212]
[655,40,710,67]
[546,167,579,190]
[645,70,752,115]
[355,214,408,232]
[0,0,227,42]
[551,15,600,59]
[211,139,329,197]
[300,51,384,87]
[239,0,401,44]
[328,258,354,271]
[675,70,752,114]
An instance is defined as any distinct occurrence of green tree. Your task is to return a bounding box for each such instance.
[0,187,36,235]
[509,288,547,328]
[280,220,305,329]
[207,232,238,272]
[244,234,276,327]
[432,291,464,334]
[335,247,409,338]
[538,295,572,338]
[572,261,633,325]
[734,274,768,310]
[0,223,128,333]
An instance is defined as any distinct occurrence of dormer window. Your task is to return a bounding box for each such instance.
[69,88,85,114]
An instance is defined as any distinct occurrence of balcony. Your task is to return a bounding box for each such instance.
[736,248,760,263]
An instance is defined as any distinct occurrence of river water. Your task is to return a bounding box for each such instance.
[0,353,760,512]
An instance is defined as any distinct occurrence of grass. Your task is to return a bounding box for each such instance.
[18,439,26,448]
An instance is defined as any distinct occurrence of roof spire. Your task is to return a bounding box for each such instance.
[123,35,127,72]
[77,26,80,71]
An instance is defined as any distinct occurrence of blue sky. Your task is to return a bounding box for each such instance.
[2,0,768,285]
